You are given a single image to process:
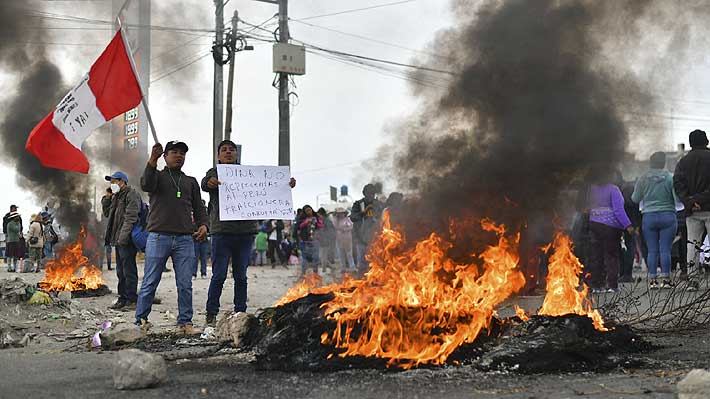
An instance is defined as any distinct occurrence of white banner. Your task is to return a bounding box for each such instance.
[217,165,294,221]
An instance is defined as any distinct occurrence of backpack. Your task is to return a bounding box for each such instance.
[46,224,58,244]
[131,197,149,252]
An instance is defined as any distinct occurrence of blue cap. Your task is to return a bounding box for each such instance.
[105,171,128,183]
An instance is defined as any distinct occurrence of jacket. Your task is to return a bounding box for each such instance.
[3,213,22,235]
[350,198,384,244]
[6,220,20,243]
[334,217,353,244]
[141,165,208,235]
[102,186,141,246]
[26,221,44,248]
[255,231,268,251]
[631,169,679,214]
[298,216,324,242]
[201,167,258,235]
[588,184,632,230]
[674,147,710,214]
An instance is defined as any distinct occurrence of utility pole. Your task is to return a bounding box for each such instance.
[213,0,225,165]
[278,0,290,166]
[224,10,238,141]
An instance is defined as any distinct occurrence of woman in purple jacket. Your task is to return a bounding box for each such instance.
[586,169,634,293]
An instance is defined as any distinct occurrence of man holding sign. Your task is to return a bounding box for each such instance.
[202,140,296,326]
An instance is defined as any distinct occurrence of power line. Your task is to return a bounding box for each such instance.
[151,52,211,84]
[295,0,418,21]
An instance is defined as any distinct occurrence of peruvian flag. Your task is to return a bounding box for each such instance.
[26,30,143,174]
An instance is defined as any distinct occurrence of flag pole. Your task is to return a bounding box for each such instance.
[116,17,160,144]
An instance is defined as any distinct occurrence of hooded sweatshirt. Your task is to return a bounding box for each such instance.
[631,169,679,214]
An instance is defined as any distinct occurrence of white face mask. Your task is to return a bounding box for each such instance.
[110,183,121,194]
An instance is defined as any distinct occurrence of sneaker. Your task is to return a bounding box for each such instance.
[109,300,127,310]
[137,318,153,332]
[177,323,202,335]
[606,288,621,293]
[206,313,217,327]
[660,280,674,289]
[648,279,659,290]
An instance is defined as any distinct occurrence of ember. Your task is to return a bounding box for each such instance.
[38,226,106,293]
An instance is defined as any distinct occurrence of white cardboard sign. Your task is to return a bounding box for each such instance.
[217,165,294,221]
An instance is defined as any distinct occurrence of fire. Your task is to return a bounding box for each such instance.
[274,272,325,307]
[314,213,525,369]
[514,305,529,321]
[38,226,105,292]
[538,232,607,331]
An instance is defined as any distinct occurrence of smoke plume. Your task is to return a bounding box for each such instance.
[383,0,701,246]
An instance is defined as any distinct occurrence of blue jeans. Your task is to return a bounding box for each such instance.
[206,234,254,315]
[43,242,54,259]
[193,239,209,277]
[135,233,195,325]
[642,211,677,279]
[301,241,320,274]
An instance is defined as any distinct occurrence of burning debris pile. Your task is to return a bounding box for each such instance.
[242,215,647,373]
[38,226,109,297]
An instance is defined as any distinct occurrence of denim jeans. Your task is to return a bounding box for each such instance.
[105,245,113,269]
[643,211,677,279]
[206,234,254,315]
[193,239,209,277]
[43,242,54,259]
[136,233,195,325]
[116,242,138,303]
[301,241,320,274]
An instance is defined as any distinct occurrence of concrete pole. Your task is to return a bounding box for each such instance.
[213,0,225,165]
[278,0,290,166]
[225,10,238,141]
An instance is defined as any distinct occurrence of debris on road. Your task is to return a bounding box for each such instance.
[678,369,710,399]
[113,349,167,390]
[0,278,34,303]
[100,323,146,348]
[216,312,257,347]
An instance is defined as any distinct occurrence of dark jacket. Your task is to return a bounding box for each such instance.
[3,213,22,235]
[201,167,258,235]
[102,186,141,246]
[350,198,384,245]
[141,165,208,235]
[265,219,285,241]
[674,147,710,214]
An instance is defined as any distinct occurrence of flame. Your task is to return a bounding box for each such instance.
[304,212,526,369]
[538,232,607,331]
[514,305,529,321]
[274,272,326,307]
[38,226,105,292]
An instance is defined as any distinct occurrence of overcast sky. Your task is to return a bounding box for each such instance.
[3,0,710,220]
[1,0,452,218]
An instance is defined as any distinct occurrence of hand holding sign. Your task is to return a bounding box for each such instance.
[217,165,294,221]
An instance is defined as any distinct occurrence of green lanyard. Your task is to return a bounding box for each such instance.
[167,169,183,199]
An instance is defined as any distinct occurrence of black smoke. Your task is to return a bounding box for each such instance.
[0,3,93,238]
[383,0,679,247]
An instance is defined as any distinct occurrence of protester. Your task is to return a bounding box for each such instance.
[5,212,21,272]
[298,205,323,274]
[100,188,114,271]
[25,214,44,273]
[350,184,385,272]
[265,220,286,266]
[333,207,356,275]
[674,129,710,275]
[135,141,208,334]
[3,205,21,243]
[317,208,336,271]
[586,167,633,293]
[202,139,295,326]
[619,178,641,283]
[102,171,142,311]
[255,228,268,266]
[192,199,210,279]
[632,152,679,289]
[41,212,58,261]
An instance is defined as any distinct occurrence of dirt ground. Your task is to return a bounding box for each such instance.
[0,262,708,398]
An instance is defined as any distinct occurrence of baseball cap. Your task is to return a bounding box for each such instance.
[164,140,189,154]
[105,171,129,183]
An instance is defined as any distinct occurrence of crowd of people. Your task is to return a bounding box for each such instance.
[565,129,710,294]
[2,204,59,273]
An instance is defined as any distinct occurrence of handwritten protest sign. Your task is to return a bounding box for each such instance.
[217,165,294,221]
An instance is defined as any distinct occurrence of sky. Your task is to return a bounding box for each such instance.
[3,0,710,220]
[0,0,452,218]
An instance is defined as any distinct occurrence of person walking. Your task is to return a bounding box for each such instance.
[103,171,142,311]
[586,167,633,293]
[632,152,679,289]
[41,212,58,261]
[255,228,268,266]
[298,205,323,275]
[201,139,296,326]
[333,207,356,275]
[5,212,21,272]
[135,141,209,334]
[674,129,710,274]
[350,184,384,273]
[25,214,44,273]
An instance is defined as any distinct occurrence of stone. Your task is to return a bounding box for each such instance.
[100,323,146,347]
[678,369,710,399]
[0,278,33,303]
[216,312,257,347]
[57,291,71,302]
[113,349,167,390]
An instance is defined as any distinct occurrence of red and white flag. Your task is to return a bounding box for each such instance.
[26,30,143,174]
